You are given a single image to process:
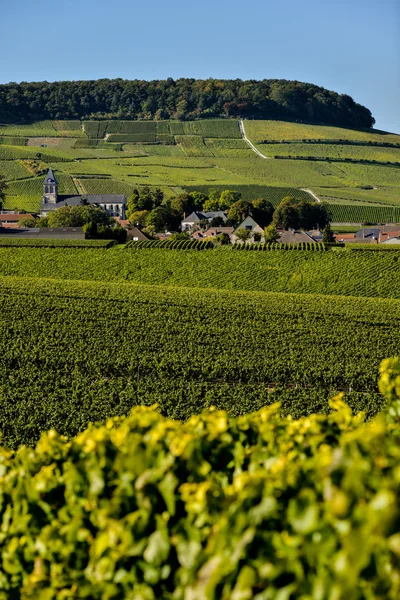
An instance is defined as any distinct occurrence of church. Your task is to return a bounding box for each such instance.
[40,169,126,219]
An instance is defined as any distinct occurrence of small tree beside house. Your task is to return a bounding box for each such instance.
[235,228,252,243]
[264,223,280,243]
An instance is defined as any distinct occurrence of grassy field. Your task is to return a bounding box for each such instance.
[0,118,399,216]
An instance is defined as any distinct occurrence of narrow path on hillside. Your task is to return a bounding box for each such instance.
[239,120,269,159]
[72,177,87,195]
[301,188,321,203]
[239,121,321,203]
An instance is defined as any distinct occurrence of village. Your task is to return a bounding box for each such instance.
[0,169,400,245]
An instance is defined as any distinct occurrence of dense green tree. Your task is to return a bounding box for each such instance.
[169,231,191,241]
[188,192,207,211]
[209,216,225,227]
[128,210,149,226]
[219,190,242,210]
[273,197,302,229]
[227,200,252,224]
[171,193,193,216]
[202,198,219,212]
[146,205,180,233]
[36,216,49,227]
[251,199,274,227]
[47,205,112,228]
[153,188,164,207]
[214,232,230,245]
[18,215,36,228]
[0,78,375,128]
[322,223,335,243]
[0,174,7,208]
[273,197,331,231]
[127,187,166,218]
[85,222,127,243]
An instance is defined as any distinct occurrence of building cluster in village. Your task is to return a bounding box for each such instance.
[1,169,400,244]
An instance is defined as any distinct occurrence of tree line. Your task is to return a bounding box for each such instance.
[0,78,374,128]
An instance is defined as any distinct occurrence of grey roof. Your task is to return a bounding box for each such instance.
[41,194,126,210]
[44,168,58,185]
[182,211,206,223]
[204,211,227,220]
[278,230,316,244]
[355,228,380,240]
[234,216,262,233]
[128,227,151,241]
[0,227,85,239]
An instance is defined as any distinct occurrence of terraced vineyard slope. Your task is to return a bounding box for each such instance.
[0,119,399,221]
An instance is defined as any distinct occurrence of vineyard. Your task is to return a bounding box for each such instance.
[0,239,114,248]
[2,76,400,600]
[329,203,400,223]
[2,245,400,298]
[0,118,398,218]
[1,275,399,448]
[244,119,400,144]
[183,184,312,205]
[0,381,399,598]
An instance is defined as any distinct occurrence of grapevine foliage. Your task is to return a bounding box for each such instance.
[0,362,398,598]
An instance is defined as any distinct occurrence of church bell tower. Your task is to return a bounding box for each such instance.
[42,168,58,204]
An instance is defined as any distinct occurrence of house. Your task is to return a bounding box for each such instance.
[277,230,316,244]
[181,210,227,231]
[191,227,234,242]
[191,230,205,240]
[40,169,126,219]
[126,226,151,241]
[204,227,234,238]
[354,228,380,241]
[203,211,227,223]
[379,229,400,243]
[0,212,36,229]
[380,237,400,245]
[0,227,85,239]
[335,233,357,243]
[181,211,207,231]
[382,224,400,234]
[232,216,264,242]
[306,229,323,242]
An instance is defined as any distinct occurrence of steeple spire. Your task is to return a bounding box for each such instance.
[44,168,58,185]
[42,168,58,204]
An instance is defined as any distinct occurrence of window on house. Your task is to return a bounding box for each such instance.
[245,225,252,231]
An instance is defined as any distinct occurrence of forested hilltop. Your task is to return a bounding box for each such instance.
[0,78,374,128]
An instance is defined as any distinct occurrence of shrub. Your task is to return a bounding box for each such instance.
[0,360,399,597]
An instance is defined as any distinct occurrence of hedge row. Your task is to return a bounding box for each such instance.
[125,239,214,250]
[232,242,327,251]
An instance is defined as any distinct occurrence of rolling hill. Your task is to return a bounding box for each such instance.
[0,118,399,222]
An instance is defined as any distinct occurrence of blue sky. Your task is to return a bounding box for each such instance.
[1,0,399,133]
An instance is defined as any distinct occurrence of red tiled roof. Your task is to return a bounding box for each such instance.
[0,214,34,221]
